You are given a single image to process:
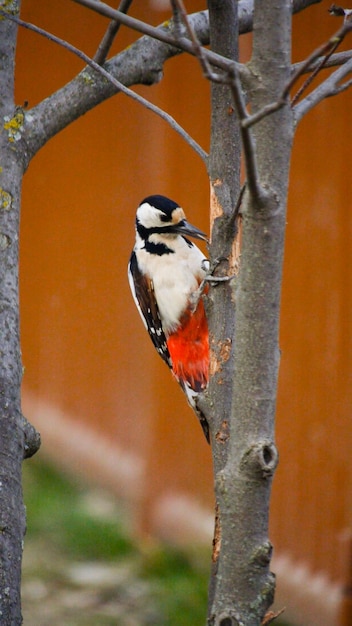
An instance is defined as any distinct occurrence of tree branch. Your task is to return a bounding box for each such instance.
[1,11,207,163]
[93,0,134,64]
[290,11,352,104]
[72,0,323,72]
[292,48,352,72]
[72,0,242,75]
[3,0,324,163]
[228,66,264,202]
[294,55,352,119]
[243,11,352,129]
[169,0,263,203]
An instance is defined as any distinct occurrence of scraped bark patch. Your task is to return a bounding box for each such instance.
[209,337,232,377]
[215,420,229,444]
[210,178,224,228]
[261,608,286,625]
[212,503,221,563]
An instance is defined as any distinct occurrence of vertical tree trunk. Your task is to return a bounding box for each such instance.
[206,1,294,624]
[0,2,39,622]
[205,0,241,618]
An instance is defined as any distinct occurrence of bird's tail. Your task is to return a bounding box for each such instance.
[178,380,210,444]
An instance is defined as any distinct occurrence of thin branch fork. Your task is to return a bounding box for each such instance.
[290,11,352,104]
[171,0,265,203]
[0,10,208,162]
[171,0,227,83]
[243,12,352,129]
[72,0,244,79]
[227,65,263,203]
[93,0,134,64]
[292,48,352,73]
[294,53,352,119]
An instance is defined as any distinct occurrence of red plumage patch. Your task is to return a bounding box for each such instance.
[167,299,209,391]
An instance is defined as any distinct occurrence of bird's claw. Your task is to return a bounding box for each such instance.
[202,257,235,285]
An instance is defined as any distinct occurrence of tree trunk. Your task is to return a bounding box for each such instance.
[206,1,294,624]
[205,0,241,617]
[0,2,40,623]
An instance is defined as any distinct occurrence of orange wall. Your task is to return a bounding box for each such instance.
[16,1,352,620]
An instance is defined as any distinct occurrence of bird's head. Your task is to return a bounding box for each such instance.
[136,195,207,242]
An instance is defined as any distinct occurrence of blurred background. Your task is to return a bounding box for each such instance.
[16,1,351,624]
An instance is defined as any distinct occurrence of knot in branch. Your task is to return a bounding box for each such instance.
[215,611,242,626]
[21,415,41,459]
[240,440,278,479]
[250,540,273,567]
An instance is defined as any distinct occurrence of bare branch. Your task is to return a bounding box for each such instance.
[2,0,326,160]
[243,12,352,129]
[172,0,229,83]
[293,9,352,118]
[227,65,264,202]
[172,0,224,82]
[294,55,352,119]
[242,100,287,130]
[1,11,207,162]
[93,0,134,65]
[292,48,352,72]
[169,0,186,39]
[290,12,352,104]
[170,0,263,202]
[72,0,322,75]
[330,73,352,92]
[72,0,241,75]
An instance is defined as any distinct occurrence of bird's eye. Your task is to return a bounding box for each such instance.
[160,213,172,223]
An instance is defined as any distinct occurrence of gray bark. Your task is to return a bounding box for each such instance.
[22,0,322,162]
[205,0,240,614]
[0,2,40,623]
[206,1,294,624]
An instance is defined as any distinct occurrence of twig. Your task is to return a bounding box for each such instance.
[227,66,263,202]
[292,49,352,73]
[329,74,352,92]
[94,0,134,64]
[73,0,323,81]
[290,10,352,105]
[282,11,352,98]
[243,12,352,129]
[169,0,185,39]
[72,0,245,78]
[293,8,352,119]
[242,100,287,129]
[294,55,352,119]
[0,10,208,162]
[233,183,247,221]
[290,40,339,105]
[172,0,226,82]
[171,0,263,202]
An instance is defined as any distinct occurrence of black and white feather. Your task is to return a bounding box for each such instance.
[128,249,172,368]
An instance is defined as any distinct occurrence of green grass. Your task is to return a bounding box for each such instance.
[22,457,290,626]
[23,457,209,625]
[23,459,136,561]
[141,547,209,626]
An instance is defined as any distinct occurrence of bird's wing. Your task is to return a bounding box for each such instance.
[128,251,172,369]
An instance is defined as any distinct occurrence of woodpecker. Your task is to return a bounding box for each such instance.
[128,194,210,442]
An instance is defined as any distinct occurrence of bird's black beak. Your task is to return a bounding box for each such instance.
[172,219,208,242]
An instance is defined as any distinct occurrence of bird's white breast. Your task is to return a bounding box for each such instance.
[135,234,206,335]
